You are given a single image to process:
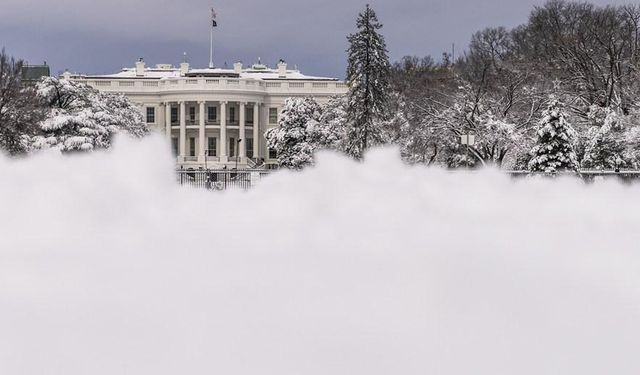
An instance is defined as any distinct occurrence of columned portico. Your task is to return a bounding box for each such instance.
[220,101,228,163]
[179,101,186,162]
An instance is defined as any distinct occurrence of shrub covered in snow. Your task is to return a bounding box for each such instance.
[581,106,634,170]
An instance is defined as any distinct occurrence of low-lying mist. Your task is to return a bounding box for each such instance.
[1,135,639,375]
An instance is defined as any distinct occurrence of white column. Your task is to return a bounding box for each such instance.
[164,102,171,140]
[261,105,269,159]
[253,103,260,160]
[220,101,228,163]
[179,101,186,162]
[156,103,164,133]
[239,102,247,163]
[198,101,206,163]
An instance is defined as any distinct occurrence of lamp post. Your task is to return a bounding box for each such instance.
[460,134,476,169]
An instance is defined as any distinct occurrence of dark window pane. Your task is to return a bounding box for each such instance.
[229,137,235,157]
[171,138,178,156]
[207,107,217,122]
[246,139,254,158]
[207,137,217,156]
[229,107,236,123]
[269,108,278,124]
[146,107,155,123]
[189,138,196,157]
[246,107,254,124]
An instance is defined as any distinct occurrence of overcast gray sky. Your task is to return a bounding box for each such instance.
[0,0,632,78]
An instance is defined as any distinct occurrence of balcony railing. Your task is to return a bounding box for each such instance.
[168,121,254,127]
[79,77,348,95]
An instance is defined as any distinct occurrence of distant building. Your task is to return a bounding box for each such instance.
[65,58,348,169]
[21,63,50,85]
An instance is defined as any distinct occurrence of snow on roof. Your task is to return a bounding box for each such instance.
[81,65,339,81]
[90,68,181,79]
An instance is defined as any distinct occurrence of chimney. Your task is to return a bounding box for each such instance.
[277,59,287,78]
[233,61,243,74]
[135,58,145,76]
[180,52,189,76]
[180,62,190,75]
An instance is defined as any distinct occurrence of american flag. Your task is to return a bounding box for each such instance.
[211,8,218,27]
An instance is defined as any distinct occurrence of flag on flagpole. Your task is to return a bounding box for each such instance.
[211,8,218,27]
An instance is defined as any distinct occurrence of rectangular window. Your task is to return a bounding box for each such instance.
[189,107,196,122]
[269,147,277,159]
[207,137,217,156]
[207,106,217,122]
[269,107,278,124]
[246,107,254,125]
[189,137,196,157]
[146,107,155,123]
[229,107,236,123]
[246,138,254,158]
[229,137,235,157]
[171,107,178,123]
[171,138,178,156]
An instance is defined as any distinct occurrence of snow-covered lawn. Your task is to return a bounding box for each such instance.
[1,135,639,374]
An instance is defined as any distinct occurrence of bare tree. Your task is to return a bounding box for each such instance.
[0,49,42,155]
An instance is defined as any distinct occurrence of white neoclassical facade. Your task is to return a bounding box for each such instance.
[65,58,348,169]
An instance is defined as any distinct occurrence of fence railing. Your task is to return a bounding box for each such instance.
[506,170,640,183]
[176,169,271,191]
[177,169,640,191]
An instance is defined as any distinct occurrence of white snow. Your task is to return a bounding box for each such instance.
[1,135,640,374]
[81,66,338,81]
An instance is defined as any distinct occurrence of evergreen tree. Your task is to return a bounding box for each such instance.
[528,99,579,173]
[345,4,391,159]
[581,106,633,170]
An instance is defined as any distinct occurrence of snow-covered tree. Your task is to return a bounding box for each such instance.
[528,99,579,173]
[265,97,346,169]
[344,4,391,159]
[31,77,147,152]
[396,81,523,168]
[0,49,43,155]
[265,98,323,169]
[581,106,634,170]
[314,96,347,151]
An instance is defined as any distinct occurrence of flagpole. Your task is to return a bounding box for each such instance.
[209,25,214,68]
[209,8,217,69]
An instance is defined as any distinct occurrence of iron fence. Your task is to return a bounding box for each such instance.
[506,170,640,184]
[176,168,640,191]
[176,169,271,191]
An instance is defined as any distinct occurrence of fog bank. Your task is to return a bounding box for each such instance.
[1,135,639,374]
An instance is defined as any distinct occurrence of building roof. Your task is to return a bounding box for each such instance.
[77,62,339,82]
[21,65,50,81]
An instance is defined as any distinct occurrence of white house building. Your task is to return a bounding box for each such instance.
[65,58,348,169]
